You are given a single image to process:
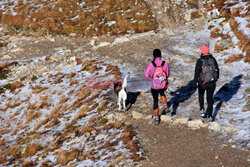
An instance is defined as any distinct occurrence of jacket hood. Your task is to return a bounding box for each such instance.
[200,54,213,59]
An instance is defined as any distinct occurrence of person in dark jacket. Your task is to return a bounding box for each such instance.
[193,44,219,122]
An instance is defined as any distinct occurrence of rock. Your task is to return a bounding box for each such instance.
[208,122,221,132]
[242,103,250,112]
[94,42,110,49]
[168,76,175,82]
[228,119,236,125]
[215,156,220,160]
[10,48,23,53]
[9,36,19,42]
[91,130,96,135]
[172,55,182,60]
[244,87,250,97]
[3,55,11,59]
[89,39,96,46]
[85,132,91,138]
[144,115,152,120]
[184,11,192,22]
[231,144,237,148]
[0,62,8,68]
[69,57,76,62]
[221,126,238,133]
[48,37,55,42]
[70,33,77,37]
[97,134,107,140]
[187,119,207,129]
[106,113,126,123]
[172,118,188,125]
[160,115,173,123]
[221,101,227,107]
[67,64,74,68]
[73,46,85,53]
[132,111,144,120]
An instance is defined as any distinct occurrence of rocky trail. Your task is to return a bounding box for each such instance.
[1,29,249,166]
[0,0,249,166]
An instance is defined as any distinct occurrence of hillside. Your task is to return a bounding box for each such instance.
[0,0,249,166]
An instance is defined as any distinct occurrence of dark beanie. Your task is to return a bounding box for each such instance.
[153,49,161,59]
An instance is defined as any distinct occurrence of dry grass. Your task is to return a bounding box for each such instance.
[205,1,249,63]
[0,59,141,165]
[0,0,156,37]
[224,54,244,64]
[211,27,221,38]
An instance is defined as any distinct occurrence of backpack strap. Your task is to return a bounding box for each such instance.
[151,61,165,67]
[151,61,157,67]
[161,61,165,67]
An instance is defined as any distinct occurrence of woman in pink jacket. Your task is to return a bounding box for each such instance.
[144,49,170,125]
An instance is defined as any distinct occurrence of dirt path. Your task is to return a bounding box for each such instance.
[1,30,249,166]
[130,119,249,167]
[0,1,249,166]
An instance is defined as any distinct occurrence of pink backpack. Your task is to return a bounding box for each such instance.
[151,61,167,89]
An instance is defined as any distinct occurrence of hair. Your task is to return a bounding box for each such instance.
[153,49,161,60]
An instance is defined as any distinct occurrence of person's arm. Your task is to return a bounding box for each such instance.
[144,63,153,80]
[164,61,170,78]
[193,59,202,85]
[213,57,219,80]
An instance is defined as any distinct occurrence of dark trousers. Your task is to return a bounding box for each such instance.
[151,89,166,110]
[198,82,216,117]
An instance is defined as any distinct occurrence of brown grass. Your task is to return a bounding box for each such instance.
[0,0,156,37]
[213,0,226,9]
[231,7,243,17]
[191,11,202,19]
[211,27,221,38]
[224,54,244,64]
[23,143,41,157]
[25,111,41,123]
[204,2,214,11]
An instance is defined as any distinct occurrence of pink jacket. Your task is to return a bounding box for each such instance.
[144,57,170,89]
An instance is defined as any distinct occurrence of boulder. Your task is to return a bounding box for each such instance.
[160,115,173,123]
[187,119,207,129]
[208,122,221,132]
[172,118,189,125]
[221,126,239,133]
[132,111,144,120]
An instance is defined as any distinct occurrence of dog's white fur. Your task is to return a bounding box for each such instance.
[118,76,127,110]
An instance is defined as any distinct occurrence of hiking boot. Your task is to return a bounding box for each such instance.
[209,116,215,122]
[154,117,160,125]
[200,109,205,117]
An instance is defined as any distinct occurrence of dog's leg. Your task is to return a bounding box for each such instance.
[118,96,121,110]
[123,99,126,111]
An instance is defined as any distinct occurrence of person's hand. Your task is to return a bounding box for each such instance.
[191,81,197,89]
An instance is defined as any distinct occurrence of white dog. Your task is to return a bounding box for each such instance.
[113,76,127,110]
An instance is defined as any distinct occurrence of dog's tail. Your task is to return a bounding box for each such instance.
[122,75,127,89]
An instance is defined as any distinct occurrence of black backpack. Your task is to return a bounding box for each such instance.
[200,58,217,83]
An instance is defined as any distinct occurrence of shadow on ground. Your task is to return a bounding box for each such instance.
[166,80,197,115]
[213,74,243,118]
[126,91,141,110]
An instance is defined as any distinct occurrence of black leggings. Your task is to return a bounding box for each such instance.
[198,83,216,117]
[151,89,166,110]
